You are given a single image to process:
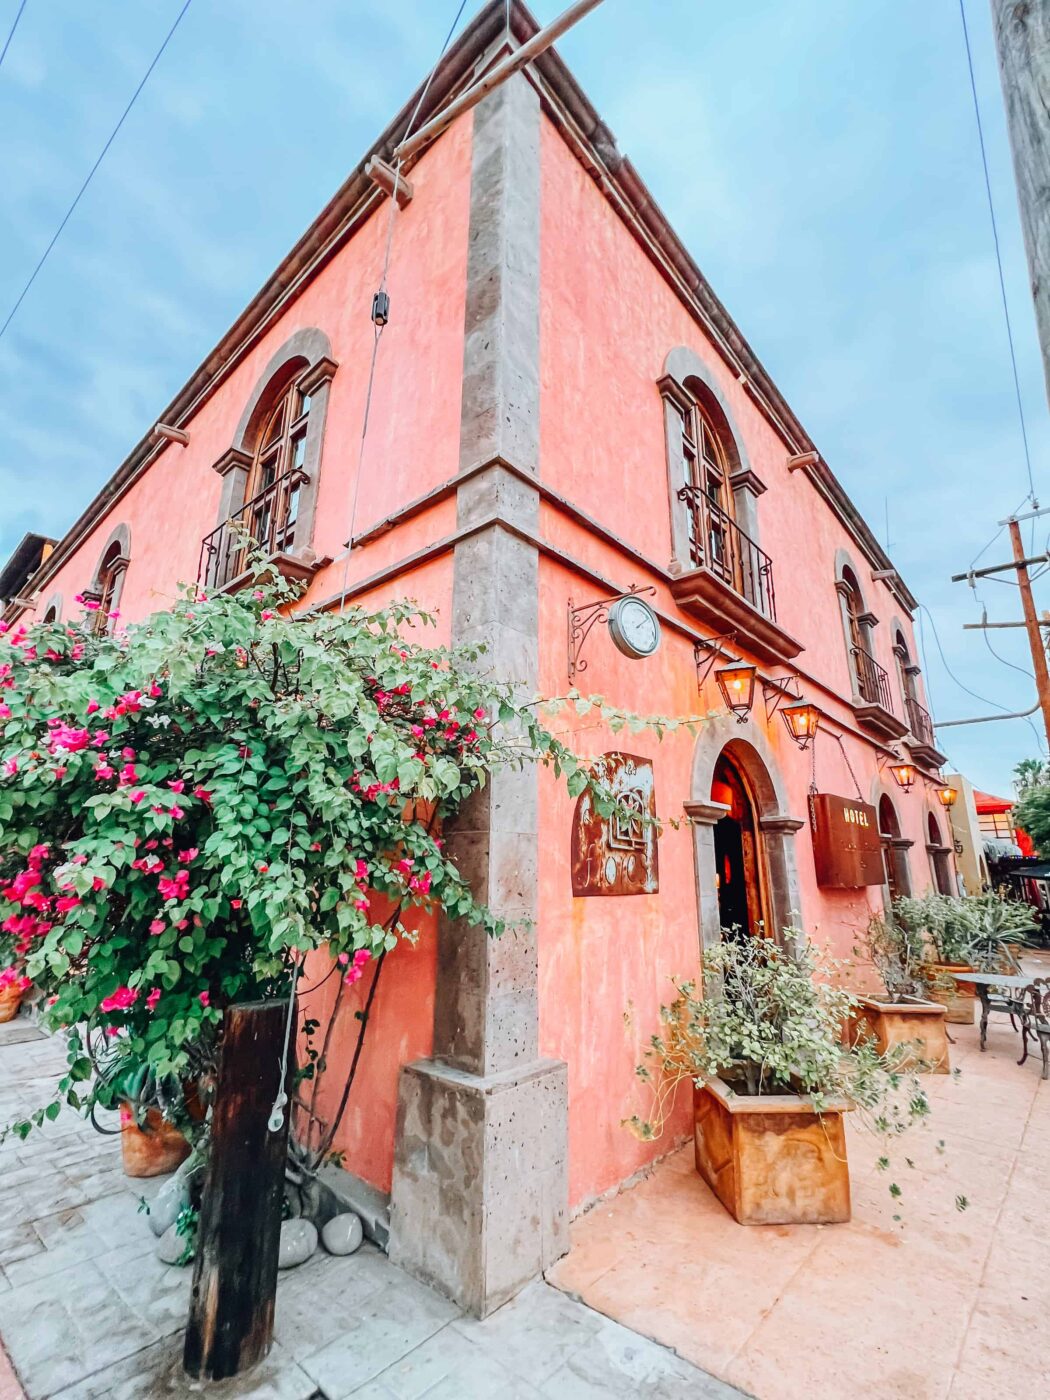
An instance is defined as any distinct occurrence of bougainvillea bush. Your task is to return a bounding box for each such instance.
[0,570,687,1142]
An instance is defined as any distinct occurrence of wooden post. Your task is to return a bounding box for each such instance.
[991,0,1050,408]
[183,1000,293,1381]
[1008,516,1050,750]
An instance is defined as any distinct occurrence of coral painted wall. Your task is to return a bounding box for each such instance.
[536,112,949,1209]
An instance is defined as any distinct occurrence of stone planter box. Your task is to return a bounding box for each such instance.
[693,1076,851,1226]
[923,963,976,1025]
[853,996,950,1074]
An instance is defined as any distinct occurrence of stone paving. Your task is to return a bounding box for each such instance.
[548,957,1050,1400]
[0,1019,740,1400]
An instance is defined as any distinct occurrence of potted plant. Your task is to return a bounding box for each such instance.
[900,894,979,1025]
[0,969,30,1023]
[92,1040,208,1178]
[628,934,930,1226]
[855,913,950,1073]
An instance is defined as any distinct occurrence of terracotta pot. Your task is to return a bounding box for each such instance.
[120,1104,192,1178]
[693,1076,851,1226]
[923,963,976,1024]
[853,996,950,1074]
[0,985,22,1023]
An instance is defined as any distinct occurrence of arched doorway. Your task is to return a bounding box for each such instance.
[877,794,912,905]
[711,755,768,937]
[686,722,805,950]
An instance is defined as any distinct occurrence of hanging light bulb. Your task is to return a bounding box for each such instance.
[781,701,820,749]
[715,664,757,722]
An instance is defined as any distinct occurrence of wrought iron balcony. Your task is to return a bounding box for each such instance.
[905,694,948,767]
[199,469,305,592]
[669,485,802,664]
[850,645,908,741]
[678,485,776,619]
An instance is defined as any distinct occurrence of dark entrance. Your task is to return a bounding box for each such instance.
[712,755,766,937]
[878,794,911,904]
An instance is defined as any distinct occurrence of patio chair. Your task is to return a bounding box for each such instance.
[1017,978,1050,1080]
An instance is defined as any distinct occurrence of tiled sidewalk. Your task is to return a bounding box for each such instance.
[549,966,1050,1400]
[0,1019,740,1399]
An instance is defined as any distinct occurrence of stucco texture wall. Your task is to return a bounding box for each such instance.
[536,113,948,1209]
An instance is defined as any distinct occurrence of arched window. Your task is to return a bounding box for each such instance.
[92,543,127,635]
[927,812,953,896]
[205,329,337,592]
[682,400,734,581]
[878,794,911,903]
[42,606,58,624]
[238,377,310,569]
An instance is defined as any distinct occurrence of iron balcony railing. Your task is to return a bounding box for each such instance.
[199,468,305,590]
[677,484,777,620]
[905,694,936,749]
[852,644,895,713]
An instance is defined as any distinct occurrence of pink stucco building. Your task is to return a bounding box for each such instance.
[2,1,956,1316]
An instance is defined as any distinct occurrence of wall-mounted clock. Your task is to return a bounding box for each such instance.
[607,595,662,661]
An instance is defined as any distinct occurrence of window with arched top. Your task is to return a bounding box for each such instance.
[927,811,953,895]
[204,329,337,593]
[878,793,911,903]
[92,543,127,635]
[682,399,735,581]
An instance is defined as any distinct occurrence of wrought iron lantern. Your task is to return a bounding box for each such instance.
[781,701,820,750]
[937,784,958,809]
[715,663,757,723]
[890,761,917,791]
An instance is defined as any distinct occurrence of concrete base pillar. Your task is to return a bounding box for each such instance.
[389,1057,568,1317]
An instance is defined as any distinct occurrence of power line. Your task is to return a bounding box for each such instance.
[0,0,27,72]
[957,0,1038,510]
[0,0,192,343]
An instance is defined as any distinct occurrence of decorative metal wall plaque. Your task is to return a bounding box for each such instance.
[571,752,659,897]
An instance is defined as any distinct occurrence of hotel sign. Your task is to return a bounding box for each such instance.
[809,794,884,888]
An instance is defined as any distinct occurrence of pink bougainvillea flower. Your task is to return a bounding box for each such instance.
[198,991,210,1007]
[168,805,185,821]
[177,848,198,864]
[99,986,138,1013]
[107,610,120,621]
[257,863,268,874]
[193,787,213,803]
[337,952,349,966]
[158,869,190,901]
[230,898,242,910]
[261,610,275,621]
[83,600,100,612]
[55,896,81,913]
[121,747,136,761]
[52,765,67,780]
[252,589,264,601]
[94,763,115,781]
[397,858,414,873]
[149,681,162,698]
[129,790,145,804]
[145,988,161,1012]
[0,704,10,720]
[3,759,18,777]
[167,779,185,794]
[149,919,165,935]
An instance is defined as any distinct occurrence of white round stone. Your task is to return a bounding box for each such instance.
[148,1176,189,1238]
[156,1224,190,1266]
[278,1218,318,1269]
[320,1212,364,1257]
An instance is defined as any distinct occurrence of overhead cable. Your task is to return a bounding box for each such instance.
[0,0,192,343]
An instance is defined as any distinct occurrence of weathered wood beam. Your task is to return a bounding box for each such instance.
[393,0,607,165]
[183,1000,293,1381]
[151,422,190,447]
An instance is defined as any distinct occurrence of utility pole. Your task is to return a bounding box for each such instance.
[1007,514,1050,746]
[991,0,1050,407]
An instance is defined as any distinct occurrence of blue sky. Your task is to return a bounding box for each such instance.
[1,0,1047,796]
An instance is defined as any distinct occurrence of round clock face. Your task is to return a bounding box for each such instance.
[608,596,661,661]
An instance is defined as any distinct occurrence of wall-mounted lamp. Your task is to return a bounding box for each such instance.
[781,701,820,749]
[890,761,917,791]
[716,664,757,723]
[937,785,958,809]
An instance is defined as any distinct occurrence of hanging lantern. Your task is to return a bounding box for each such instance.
[937,784,958,809]
[781,701,820,749]
[890,761,916,791]
[715,664,757,722]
